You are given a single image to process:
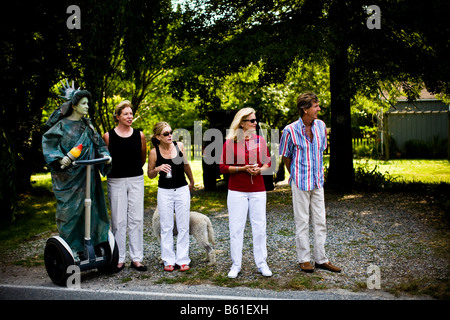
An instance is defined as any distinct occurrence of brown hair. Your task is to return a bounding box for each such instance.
[296,92,318,117]
[113,100,132,123]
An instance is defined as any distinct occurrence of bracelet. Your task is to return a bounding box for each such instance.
[235,166,239,173]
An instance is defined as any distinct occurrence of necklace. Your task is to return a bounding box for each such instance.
[115,126,133,138]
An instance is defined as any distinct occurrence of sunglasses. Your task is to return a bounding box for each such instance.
[161,130,173,137]
[242,119,257,123]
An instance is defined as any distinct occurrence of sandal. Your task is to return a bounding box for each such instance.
[130,262,147,272]
[179,264,190,272]
[164,265,174,272]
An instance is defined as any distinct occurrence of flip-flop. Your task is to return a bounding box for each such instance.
[179,264,190,272]
[164,265,174,272]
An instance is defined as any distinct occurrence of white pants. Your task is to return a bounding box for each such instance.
[291,187,328,264]
[227,190,268,269]
[107,175,144,264]
[157,185,191,266]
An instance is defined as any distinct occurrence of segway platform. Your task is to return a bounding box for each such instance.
[44,157,119,286]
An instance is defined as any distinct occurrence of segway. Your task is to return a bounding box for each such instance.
[44,157,119,286]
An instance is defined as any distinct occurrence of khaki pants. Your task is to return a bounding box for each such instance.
[291,187,328,264]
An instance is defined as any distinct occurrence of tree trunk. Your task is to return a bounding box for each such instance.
[326,50,354,191]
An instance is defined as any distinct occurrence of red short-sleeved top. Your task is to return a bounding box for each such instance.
[219,134,271,192]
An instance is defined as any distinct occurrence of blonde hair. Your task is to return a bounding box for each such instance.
[225,107,256,141]
[150,121,171,146]
[113,100,132,123]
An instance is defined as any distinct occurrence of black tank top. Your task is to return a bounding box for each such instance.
[107,128,144,178]
[155,142,188,189]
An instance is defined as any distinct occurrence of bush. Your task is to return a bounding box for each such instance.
[354,144,373,158]
[404,136,447,159]
[352,162,450,218]
[0,129,17,222]
[353,162,397,192]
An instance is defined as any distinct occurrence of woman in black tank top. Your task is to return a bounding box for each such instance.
[103,100,147,272]
[147,122,195,272]
[155,141,188,189]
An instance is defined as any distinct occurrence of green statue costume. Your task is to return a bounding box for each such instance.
[42,81,111,256]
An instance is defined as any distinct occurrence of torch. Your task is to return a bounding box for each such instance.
[61,144,83,169]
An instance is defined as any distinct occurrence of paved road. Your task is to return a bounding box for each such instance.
[0,282,400,300]
[1,283,434,318]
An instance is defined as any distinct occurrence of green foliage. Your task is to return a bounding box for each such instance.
[352,160,450,216]
[3,1,81,194]
[0,129,16,222]
[351,94,382,134]
[353,144,373,158]
[174,0,449,191]
[354,159,450,184]
[0,186,56,253]
[283,59,331,125]
[353,162,398,192]
[404,137,448,159]
[214,62,290,127]
[133,87,201,135]
[3,0,449,212]
[205,58,331,129]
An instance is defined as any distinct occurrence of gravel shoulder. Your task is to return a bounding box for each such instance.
[1,182,449,299]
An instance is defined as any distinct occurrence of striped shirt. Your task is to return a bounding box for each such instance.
[279,118,327,191]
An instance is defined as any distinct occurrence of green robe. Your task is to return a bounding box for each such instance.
[42,118,111,254]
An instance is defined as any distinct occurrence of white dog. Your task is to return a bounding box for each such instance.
[152,207,216,265]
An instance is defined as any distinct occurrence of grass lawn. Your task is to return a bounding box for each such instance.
[0,160,215,253]
[353,158,450,184]
[1,158,448,253]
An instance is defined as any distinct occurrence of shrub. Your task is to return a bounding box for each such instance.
[404,139,431,158]
[404,136,447,159]
[354,144,373,158]
[353,162,397,192]
[0,129,16,222]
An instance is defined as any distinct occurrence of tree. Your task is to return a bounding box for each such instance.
[173,0,449,191]
[1,0,81,210]
[52,0,177,134]
[2,0,178,221]
[211,59,330,129]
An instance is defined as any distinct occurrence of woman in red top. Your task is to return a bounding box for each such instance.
[219,108,272,278]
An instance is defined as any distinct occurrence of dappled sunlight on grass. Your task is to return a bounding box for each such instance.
[0,189,57,252]
[353,159,450,184]
[3,158,447,254]
[190,187,228,215]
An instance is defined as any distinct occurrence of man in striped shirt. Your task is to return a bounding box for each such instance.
[279,92,341,273]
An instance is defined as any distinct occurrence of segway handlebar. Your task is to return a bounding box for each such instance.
[73,156,112,166]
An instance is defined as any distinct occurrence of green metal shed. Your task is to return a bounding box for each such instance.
[382,95,449,159]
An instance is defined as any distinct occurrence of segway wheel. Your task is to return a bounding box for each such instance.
[44,238,75,286]
[96,239,119,274]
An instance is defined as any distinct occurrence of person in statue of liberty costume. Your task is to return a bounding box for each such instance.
[42,80,112,260]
